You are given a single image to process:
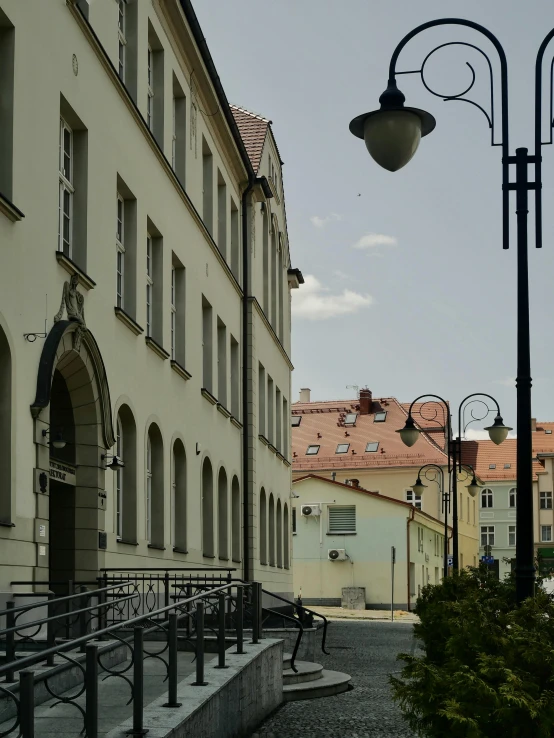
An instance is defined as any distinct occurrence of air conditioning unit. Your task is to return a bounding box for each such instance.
[328,548,347,561]
[301,504,321,517]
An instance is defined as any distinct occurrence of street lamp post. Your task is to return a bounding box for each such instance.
[399,393,510,571]
[349,18,554,603]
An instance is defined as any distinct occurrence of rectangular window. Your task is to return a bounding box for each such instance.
[365,442,379,452]
[467,496,470,523]
[508,525,516,547]
[170,266,176,359]
[374,411,387,422]
[509,488,517,508]
[0,10,15,200]
[146,234,153,336]
[115,176,137,318]
[267,376,274,445]
[542,525,553,542]
[202,296,213,393]
[406,490,422,510]
[146,226,163,344]
[276,388,282,452]
[147,23,164,146]
[481,489,493,508]
[230,336,239,418]
[172,74,186,185]
[459,492,463,520]
[147,45,153,130]
[278,236,284,342]
[329,505,356,533]
[217,318,227,406]
[258,363,265,436]
[230,199,240,283]
[306,445,319,455]
[217,171,227,258]
[146,439,152,542]
[344,413,357,426]
[336,443,350,454]
[170,256,186,366]
[58,118,74,257]
[59,98,88,269]
[540,491,553,509]
[489,464,496,470]
[480,525,495,547]
[292,507,297,534]
[292,416,301,427]
[282,397,289,458]
[202,137,214,235]
[118,0,126,79]
[116,194,125,307]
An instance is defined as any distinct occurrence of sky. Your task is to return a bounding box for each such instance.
[194,0,554,436]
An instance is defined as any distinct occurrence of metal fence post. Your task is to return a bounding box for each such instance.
[235,585,244,655]
[66,580,74,640]
[251,584,259,644]
[163,571,170,610]
[79,586,88,652]
[192,603,207,686]
[85,644,98,738]
[19,670,35,738]
[163,613,181,708]
[215,593,227,669]
[46,592,56,666]
[128,627,147,736]
[5,601,15,682]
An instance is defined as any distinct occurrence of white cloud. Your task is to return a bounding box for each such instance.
[310,213,342,229]
[352,233,397,250]
[464,428,517,440]
[333,270,355,281]
[494,377,515,388]
[292,274,373,320]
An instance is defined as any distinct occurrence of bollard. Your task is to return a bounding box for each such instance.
[46,593,56,666]
[163,614,182,708]
[126,628,147,735]
[215,593,228,669]
[84,644,98,738]
[192,603,207,685]
[19,670,35,738]
[5,601,15,682]
[251,584,259,644]
[235,585,244,655]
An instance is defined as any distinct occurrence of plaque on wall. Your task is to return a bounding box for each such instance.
[98,532,107,550]
[49,460,77,486]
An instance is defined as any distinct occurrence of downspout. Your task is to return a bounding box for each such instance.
[406,506,415,612]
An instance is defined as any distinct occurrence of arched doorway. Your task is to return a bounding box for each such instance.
[31,318,115,589]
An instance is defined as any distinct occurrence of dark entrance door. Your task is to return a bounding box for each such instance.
[49,479,76,589]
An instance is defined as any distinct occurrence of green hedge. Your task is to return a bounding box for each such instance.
[390,567,554,737]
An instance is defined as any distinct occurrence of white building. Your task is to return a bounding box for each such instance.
[0,0,301,601]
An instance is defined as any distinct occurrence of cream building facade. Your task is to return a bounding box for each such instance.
[0,0,300,601]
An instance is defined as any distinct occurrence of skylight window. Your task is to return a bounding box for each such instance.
[306,445,320,455]
[504,463,511,469]
[344,413,357,426]
[336,443,350,454]
[292,416,301,427]
[365,442,379,452]
[374,411,387,422]
[489,464,496,469]
[546,429,553,435]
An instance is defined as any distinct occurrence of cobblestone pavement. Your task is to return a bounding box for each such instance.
[250,621,418,738]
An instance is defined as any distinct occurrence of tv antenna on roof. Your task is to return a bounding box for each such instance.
[346,385,359,398]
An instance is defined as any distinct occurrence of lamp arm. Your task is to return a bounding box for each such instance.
[386,18,510,250]
[534,28,554,249]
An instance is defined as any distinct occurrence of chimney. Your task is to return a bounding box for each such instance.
[532,418,537,432]
[359,388,372,415]
[350,479,360,488]
[299,388,311,403]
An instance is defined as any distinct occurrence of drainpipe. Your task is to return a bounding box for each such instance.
[406,506,415,612]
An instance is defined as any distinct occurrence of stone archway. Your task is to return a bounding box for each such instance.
[31,319,115,589]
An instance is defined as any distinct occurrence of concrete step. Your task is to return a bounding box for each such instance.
[283,669,352,701]
[283,661,323,685]
[283,652,292,670]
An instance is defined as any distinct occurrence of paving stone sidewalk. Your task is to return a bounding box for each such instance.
[250,620,418,738]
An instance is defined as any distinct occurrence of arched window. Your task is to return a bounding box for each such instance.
[0,326,11,524]
[269,493,275,566]
[283,503,290,569]
[481,488,493,509]
[115,405,137,543]
[509,488,517,508]
[218,467,228,560]
[262,207,269,316]
[202,458,214,557]
[276,499,282,568]
[116,418,123,538]
[260,488,267,564]
[146,424,164,547]
[173,439,187,552]
[231,476,241,562]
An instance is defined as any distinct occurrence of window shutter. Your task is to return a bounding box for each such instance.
[329,505,356,533]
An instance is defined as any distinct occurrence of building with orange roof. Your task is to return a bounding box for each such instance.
[291,388,480,573]
[291,474,448,610]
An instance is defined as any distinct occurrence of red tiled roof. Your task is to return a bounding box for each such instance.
[229,105,270,174]
[460,439,545,481]
[291,396,448,472]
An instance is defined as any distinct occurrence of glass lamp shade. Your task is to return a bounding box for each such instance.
[52,433,67,450]
[108,455,125,471]
[411,477,427,496]
[485,415,512,445]
[397,418,421,448]
[467,477,480,498]
[363,110,422,172]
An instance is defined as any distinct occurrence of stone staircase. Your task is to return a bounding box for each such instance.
[282,652,351,701]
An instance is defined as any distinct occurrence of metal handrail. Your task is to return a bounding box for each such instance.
[100,567,237,572]
[262,607,303,673]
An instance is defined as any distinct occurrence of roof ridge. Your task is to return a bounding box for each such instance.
[229,103,271,124]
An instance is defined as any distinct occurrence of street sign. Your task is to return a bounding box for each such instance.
[447,556,453,567]
[481,555,495,564]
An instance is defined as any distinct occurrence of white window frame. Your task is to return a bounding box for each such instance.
[480,525,495,547]
[172,96,177,170]
[406,489,422,510]
[481,488,493,509]
[146,233,153,336]
[147,46,154,130]
[116,194,125,308]
[508,525,516,547]
[146,436,152,542]
[509,488,517,508]
[116,418,123,539]
[58,118,74,257]
[540,491,553,510]
[118,0,126,80]
[170,265,176,360]
[541,525,553,542]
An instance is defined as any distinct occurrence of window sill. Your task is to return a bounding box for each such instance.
[202,554,216,559]
[173,546,188,554]
[268,444,278,455]
[0,522,15,528]
[259,434,269,446]
[276,452,285,462]
[170,360,192,381]
[326,532,357,536]
[56,252,96,290]
[283,458,291,468]
[147,543,166,551]
[0,192,24,222]
[232,558,241,564]
[219,555,229,562]
[231,416,243,429]
[217,403,232,419]
[201,388,218,406]
[117,538,139,546]
[145,336,170,360]
[114,307,143,336]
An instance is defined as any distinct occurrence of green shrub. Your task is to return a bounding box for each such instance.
[390,567,554,737]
